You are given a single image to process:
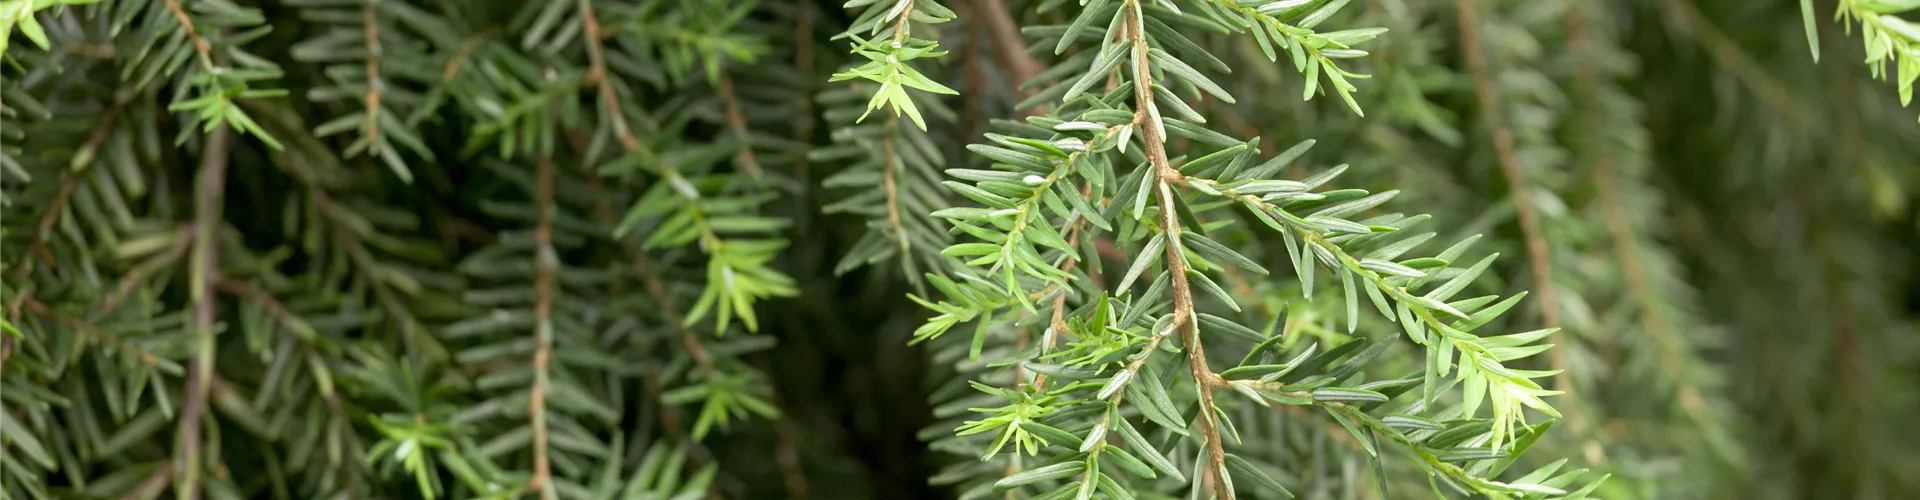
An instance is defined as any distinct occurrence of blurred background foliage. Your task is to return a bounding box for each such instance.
[1,0,1916,499]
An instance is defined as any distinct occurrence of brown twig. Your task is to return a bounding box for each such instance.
[715,73,762,179]
[976,0,1044,97]
[442,32,490,83]
[526,158,557,500]
[881,120,910,257]
[576,0,715,379]
[1567,2,1709,431]
[1124,5,1229,498]
[362,3,383,147]
[1451,0,1569,386]
[1031,185,1093,390]
[578,0,641,154]
[965,4,985,138]
[23,298,165,368]
[578,168,691,436]
[175,124,231,500]
[129,459,176,500]
[161,0,211,56]
[5,105,125,345]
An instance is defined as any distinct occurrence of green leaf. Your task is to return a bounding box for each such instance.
[1148,49,1234,103]
[1115,419,1185,480]
[1103,444,1157,479]
[1224,454,1293,497]
[0,411,56,468]
[1800,0,1821,62]
[995,462,1083,490]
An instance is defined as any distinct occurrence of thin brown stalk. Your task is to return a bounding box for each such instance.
[442,33,490,83]
[526,158,557,500]
[965,5,985,137]
[176,124,231,500]
[882,121,909,256]
[578,0,641,153]
[363,3,383,146]
[1451,0,1568,383]
[976,0,1044,96]
[24,298,164,367]
[1567,3,1709,427]
[129,459,175,500]
[580,172,689,434]
[161,0,211,56]
[576,0,715,378]
[5,106,125,340]
[1032,188,1092,391]
[715,73,762,179]
[1124,4,1229,497]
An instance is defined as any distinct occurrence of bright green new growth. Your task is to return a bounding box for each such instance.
[912,0,1602,498]
[1802,0,1920,120]
[830,0,961,131]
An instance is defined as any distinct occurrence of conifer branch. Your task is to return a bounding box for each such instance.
[883,119,909,256]
[1452,0,1569,389]
[583,173,693,432]
[177,124,231,500]
[161,0,211,57]
[1570,3,1709,423]
[716,73,762,179]
[578,0,640,154]
[1124,4,1229,497]
[362,2,383,148]
[442,32,490,84]
[526,157,557,500]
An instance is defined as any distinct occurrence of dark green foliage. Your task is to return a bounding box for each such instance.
[3,0,1917,499]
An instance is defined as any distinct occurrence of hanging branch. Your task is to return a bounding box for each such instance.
[526,157,557,500]
[1452,0,1568,385]
[176,124,230,500]
[716,74,762,179]
[1122,4,1230,496]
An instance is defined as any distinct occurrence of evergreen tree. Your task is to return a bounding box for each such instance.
[2,0,1915,499]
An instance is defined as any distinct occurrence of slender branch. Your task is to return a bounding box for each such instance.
[1451,0,1569,386]
[715,73,762,179]
[5,103,123,368]
[23,298,168,369]
[527,158,557,500]
[1123,4,1229,498]
[577,0,717,376]
[1031,183,1094,390]
[965,3,985,137]
[176,124,231,500]
[580,171,689,434]
[976,0,1044,102]
[161,0,212,56]
[132,459,176,500]
[6,105,124,281]
[442,32,491,84]
[1568,3,1709,427]
[878,117,913,258]
[578,0,641,153]
[891,0,917,44]
[1650,0,1813,129]
[363,2,383,147]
